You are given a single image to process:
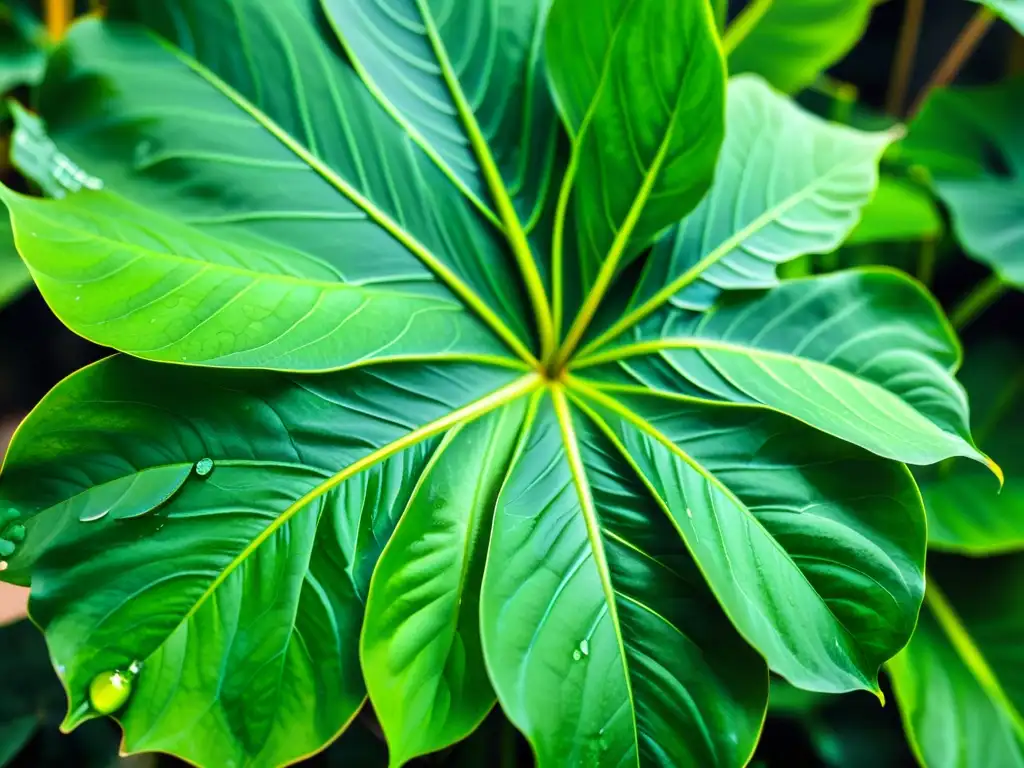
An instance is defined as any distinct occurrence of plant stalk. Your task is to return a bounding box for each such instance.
[950,272,1007,330]
[722,0,774,55]
[909,7,996,117]
[45,0,73,41]
[916,237,936,286]
[886,0,926,116]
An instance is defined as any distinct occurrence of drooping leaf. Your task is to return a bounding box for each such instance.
[577,270,988,470]
[584,75,899,352]
[919,338,1024,554]
[360,406,524,764]
[889,554,1024,768]
[726,0,874,94]
[847,175,943,245]
[545,0,726,344]
[904,78,1024,287]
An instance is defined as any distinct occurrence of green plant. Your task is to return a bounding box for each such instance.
[0,1,1014,767]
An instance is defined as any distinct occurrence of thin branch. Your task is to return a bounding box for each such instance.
[722,0,774,55]
[45,0,73,41]
[886,0,926,116]
[950,272,1007,330]
[909,7,996,117]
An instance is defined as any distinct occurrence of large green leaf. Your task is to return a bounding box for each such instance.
[360,406,524,764]
[576,270,989,470]
[726,0,874,94]
[0,1,992,765]
[919,338,1024,554]
[12,4,540,367]
[481,391,768,766]
[904,78,1024,287]
[889,554,1024,768]
[584,75,899,353]
[0,356,532,766]
[545,0,726,353]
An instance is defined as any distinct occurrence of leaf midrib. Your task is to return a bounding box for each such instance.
[147,30,539,367]
[578,134,899,359]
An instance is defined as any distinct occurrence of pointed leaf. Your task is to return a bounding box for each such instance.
[480,392,767,767]
[890,555,1024,768]
[578,271,988,469]
[571,383,926,695]
[585,75,897,354]
[545,0,726,299]
[360,406,524,765]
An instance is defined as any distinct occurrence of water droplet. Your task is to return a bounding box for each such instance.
[88,669,134,715]
[194,458,214,477]
[0,561,8,572]
[686,507,693,519]
[0,540,15,557]
[75,296,81,302]
[579,639,589,657]
[572,649,582,661]
[0,507,21,526]
[6,524,25,543]
[56,664,65,676]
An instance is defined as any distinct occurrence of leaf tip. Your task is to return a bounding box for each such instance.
[984,455,1005,489]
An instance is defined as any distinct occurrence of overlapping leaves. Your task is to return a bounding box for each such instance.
[0,1,996,766]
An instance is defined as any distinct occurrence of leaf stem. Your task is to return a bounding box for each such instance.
[45,0,73,41]
[909,7,995,117]
[722,0,775,55]
[916,237,936,286]
[886,0,926,116]
[950,272,1007,330]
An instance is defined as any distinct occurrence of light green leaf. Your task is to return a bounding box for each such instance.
[584,75,898,354]
[3,188,517,372]
[0,0,47,96]
[19,4,540,367]
[847,176,943,245]
[904,78,1024,287]
[0,356,532,766]
[919,338,1024,554]
[481,391,767,766]
[726,0,874,94]
[545,0,726,348]
[360,406,524,765]
[890,555,1024,768]
[577,270,989,470]
[570,381,926,696]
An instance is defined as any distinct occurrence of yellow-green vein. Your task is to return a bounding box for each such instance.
[550,385,641,764]
[151,32,541,368]
[415,0,556,361]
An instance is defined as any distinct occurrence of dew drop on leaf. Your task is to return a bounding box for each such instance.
[0,561,8,572]
[0,540,14,557]
[194,458,215,477]
[6,524,25,543]
[88,670,134,715]
[579,639,589,657]
[572,649,582,661]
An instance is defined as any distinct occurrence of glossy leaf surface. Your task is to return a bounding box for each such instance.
[0,1,988,765]
[905,79,1024,287]
[727,0,874,94]
[890,555,1024,768]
